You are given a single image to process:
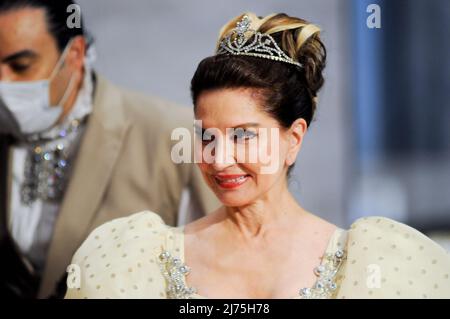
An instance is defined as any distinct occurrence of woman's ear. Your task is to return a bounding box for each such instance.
[285,118,307,166]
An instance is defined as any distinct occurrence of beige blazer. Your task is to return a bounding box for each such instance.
[1,74,220,298]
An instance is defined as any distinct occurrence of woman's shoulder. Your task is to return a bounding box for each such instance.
[336,216,450,298]
[72,211,171,259]
[65,210,177,299]
[348,216,449,255]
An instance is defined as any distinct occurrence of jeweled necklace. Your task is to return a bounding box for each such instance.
[20,117,87,205]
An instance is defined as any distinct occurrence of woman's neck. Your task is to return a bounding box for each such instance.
[222,185,308,241]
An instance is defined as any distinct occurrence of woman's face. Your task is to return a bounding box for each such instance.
[194,88,306,207]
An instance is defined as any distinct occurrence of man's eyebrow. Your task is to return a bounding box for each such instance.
[2,50,38,63]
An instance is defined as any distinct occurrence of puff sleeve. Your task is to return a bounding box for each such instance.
[65,211,170,299]
[336,216,450,298]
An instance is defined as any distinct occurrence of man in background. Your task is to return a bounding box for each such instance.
[0,0,218,298]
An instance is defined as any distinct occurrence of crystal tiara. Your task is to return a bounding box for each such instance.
[216,15,302,68]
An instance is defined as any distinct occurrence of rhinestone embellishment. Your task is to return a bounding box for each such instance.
[158,250,196,299]
[20,119,84,205]
[216,15,303,68]
[158,248,345,299]
[299,249,346,299]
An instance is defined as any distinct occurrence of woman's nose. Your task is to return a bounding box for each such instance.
[211,136,236,170]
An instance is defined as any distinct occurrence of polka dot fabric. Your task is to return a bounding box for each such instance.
[65,212,450,299]
[65,211,171,298]
[336,216,450,298]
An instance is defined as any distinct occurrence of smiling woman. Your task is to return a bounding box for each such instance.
[65,12,450,299]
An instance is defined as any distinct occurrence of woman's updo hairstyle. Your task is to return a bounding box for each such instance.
[191,12,327,129]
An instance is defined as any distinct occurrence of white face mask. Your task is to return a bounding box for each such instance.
[0,40,77,135]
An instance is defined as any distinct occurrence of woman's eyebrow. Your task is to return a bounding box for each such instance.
[193,126,210,137]
[231,123,260,129]
[193,123,260,133]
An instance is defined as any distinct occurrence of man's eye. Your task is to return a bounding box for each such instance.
[10,63,30,73]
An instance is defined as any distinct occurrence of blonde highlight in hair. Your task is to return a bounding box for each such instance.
[216,13,326,112]
[193,11,327,174]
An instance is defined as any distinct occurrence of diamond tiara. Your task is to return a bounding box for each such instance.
[216,15,302,68]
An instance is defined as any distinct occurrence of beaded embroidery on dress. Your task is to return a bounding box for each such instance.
[158,250,197,299]
[158,228,347,299]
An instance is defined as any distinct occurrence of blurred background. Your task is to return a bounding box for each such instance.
[76,0,450,248]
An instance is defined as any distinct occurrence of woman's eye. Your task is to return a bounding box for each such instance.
[202,134,215,144]
[233,129,257,142]
[195,129,215,144]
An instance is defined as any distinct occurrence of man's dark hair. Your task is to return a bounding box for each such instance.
[0,0,87,52]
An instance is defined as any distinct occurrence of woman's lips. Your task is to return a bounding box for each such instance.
[214,174,250,189]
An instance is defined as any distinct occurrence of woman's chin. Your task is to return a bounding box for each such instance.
[206,174,259,206]
[215,192,254,207]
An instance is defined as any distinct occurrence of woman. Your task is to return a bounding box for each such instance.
[65,13,450,299]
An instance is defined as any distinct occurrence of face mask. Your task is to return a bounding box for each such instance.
[0,96,22,140]
[0,40,77,136]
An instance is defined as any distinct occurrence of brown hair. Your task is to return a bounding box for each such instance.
[191,12,327,129]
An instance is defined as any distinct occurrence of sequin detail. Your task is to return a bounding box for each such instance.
[159,248,346,299]
[158,251,196,299]
[299,249,346,299]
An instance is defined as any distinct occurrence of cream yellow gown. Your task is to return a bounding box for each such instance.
[65,211,450,299]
